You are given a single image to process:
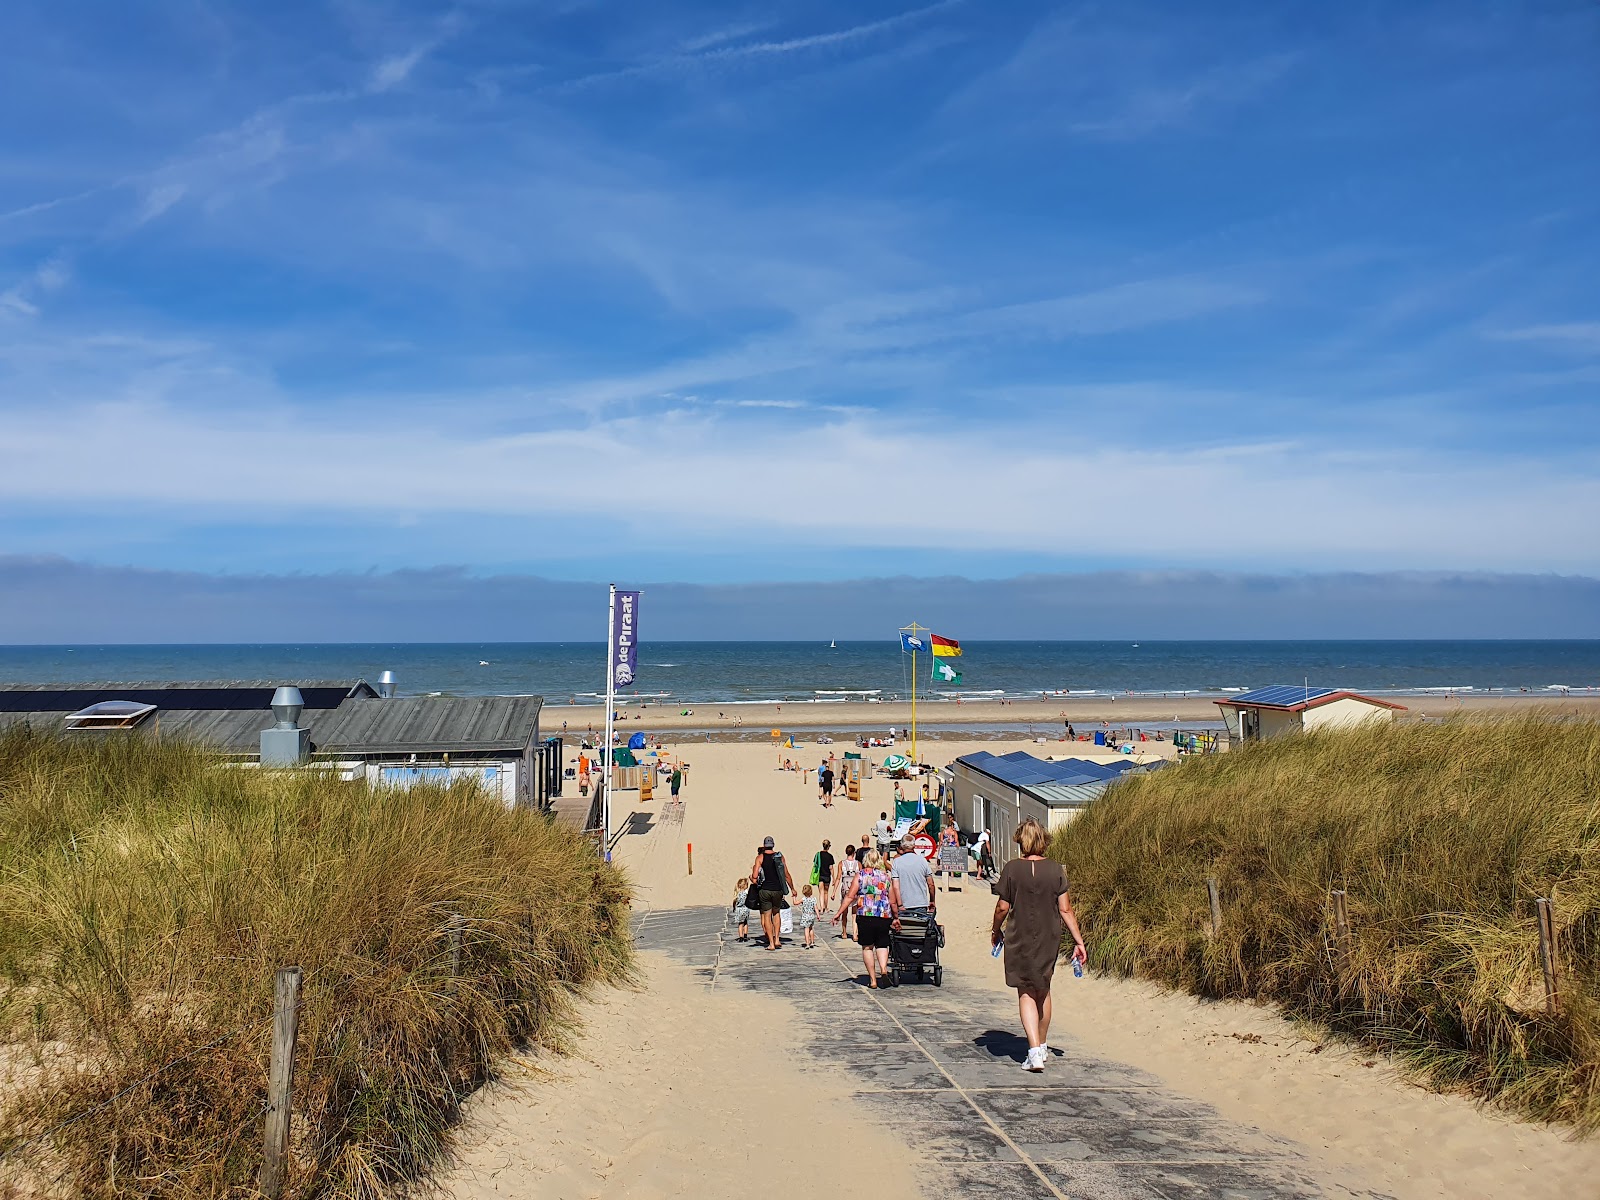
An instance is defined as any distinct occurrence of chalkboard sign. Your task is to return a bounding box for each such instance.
[939,844,967,873]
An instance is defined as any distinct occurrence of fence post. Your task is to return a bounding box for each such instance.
[1205,877,1222,937]
[261,966,302,1199]
[687,842,693,875]
[1536,897,1560,1015]
[1331,888,1350,941]
[448,912,464,979]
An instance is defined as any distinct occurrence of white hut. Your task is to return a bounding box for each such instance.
[1215,685,1405,742]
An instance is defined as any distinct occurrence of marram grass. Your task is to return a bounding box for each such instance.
[0,727,632,1197]
[1052,714,1600,1127]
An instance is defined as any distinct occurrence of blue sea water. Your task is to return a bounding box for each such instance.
[1,641,1596,704]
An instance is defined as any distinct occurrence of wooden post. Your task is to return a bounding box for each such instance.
[448,912,464,979]
[686,842,693,875]
[260,966,302,1199]
[1205,877,1222,937]
[1331,888,1350,941]
[1536,897,1559,1015]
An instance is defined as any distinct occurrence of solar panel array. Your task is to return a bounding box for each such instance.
[957,750,1142,791]
[1226,685,1339,708]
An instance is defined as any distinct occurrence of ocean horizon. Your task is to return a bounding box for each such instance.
[2,640,1597,704]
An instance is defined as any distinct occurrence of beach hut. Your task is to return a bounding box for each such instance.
[1214,686,1406,742]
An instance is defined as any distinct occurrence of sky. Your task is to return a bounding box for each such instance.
[1,1,1598,638]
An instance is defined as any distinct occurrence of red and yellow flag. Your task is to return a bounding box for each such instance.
[931,635,962,658]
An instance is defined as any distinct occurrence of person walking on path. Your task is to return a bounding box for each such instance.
[890,835,936,919]
[670,763,683,801]
[832,849,901,988]
[812,840,836,913]
[873,812,893,856]
[836,846,861,939]
[819,764,834,807]
[990,818,1087,1072]
[731,877,752,942]
[750,836,798,951]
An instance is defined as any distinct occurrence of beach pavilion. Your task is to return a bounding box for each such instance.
[1214,685,1406,742]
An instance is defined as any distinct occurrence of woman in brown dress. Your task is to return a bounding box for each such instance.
[990,818,1087,1072]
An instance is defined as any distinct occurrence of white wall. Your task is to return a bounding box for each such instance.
[1302,697,1396,733]
[367,760,518,808]
[1047,806,1084,832]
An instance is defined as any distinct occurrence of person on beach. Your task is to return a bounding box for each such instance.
[750,836,798,951]
[731,877,752,942]
[670,764,683,801]
[891,835,936,918]
[832,849,900,987]
[972,827,991,880]
[873,812,893,856]
[799,884,818,948]
[813,840,835,913]
[990,818,1087,1072]
[836,846,860,939]
[819,764,834,806]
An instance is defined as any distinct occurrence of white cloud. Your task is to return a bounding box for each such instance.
[0,396,1594,572]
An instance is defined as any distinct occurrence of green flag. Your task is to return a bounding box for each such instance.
[932,659,962,685]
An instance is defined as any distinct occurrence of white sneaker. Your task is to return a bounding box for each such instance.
[1038,1042,1049,1063]
[1023,1047,1044,1072]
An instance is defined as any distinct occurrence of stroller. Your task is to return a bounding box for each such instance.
[886,913,944,987]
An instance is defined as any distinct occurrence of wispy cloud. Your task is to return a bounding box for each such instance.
[1490,323,1600,355]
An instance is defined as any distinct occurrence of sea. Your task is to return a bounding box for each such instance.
[1,641,1597,705]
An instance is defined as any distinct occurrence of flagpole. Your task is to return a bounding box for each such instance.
[603,584,616,854]
[911,638,918,764]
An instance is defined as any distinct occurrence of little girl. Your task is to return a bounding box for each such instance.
[837,847,861,940]
[731,877,751,942]
[799,884,818,948]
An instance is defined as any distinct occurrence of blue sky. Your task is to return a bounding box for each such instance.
[1,0,1598,589]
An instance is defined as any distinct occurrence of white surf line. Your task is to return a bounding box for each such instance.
[818,936,1071,1200]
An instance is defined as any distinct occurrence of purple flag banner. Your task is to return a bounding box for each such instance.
[611,590,640,688]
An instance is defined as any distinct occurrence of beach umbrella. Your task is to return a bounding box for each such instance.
[881,753,912,772]
[770,728,782,738]
[628,732,647,750]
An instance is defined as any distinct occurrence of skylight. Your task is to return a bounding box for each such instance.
[64,700,158,729]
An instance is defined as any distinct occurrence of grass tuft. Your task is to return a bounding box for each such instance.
[0,727,632,1196]
[1051,713,1600,1128]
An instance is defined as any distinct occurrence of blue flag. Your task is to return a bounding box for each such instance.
[901,631,929,654]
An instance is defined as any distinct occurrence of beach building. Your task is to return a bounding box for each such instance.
[0,679,563,811]
[947,750,1157,870]
[1214,685,1406,742]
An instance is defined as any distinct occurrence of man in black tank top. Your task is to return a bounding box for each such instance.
[748,836,798,950]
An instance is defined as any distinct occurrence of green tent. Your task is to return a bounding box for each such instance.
[611,747,638,767]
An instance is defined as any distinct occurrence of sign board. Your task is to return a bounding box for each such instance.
[913,833,937,863]
[939,843,967,873]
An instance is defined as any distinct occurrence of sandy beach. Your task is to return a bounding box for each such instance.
[545,692,1600,737]
[439,734,1600,1199]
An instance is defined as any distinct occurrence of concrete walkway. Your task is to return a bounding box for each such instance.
[635,906,1390,1200]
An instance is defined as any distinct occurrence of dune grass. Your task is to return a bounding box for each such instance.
[1051,714,1600,1128]
[0,727,633,1197]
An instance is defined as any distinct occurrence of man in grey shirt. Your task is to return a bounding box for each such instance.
[890,836,936,919]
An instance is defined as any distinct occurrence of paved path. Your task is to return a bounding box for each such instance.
[635,905,1389,1200]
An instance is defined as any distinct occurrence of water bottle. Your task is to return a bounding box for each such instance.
[991,934,1004,958]
[1072,957,1084,978]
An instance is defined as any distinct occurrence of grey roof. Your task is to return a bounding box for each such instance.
[316,696,543,755]
[0,680,377,713]
[956,750,1163,807]
[0,705,349,755]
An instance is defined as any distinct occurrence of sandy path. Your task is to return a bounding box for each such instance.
[444,736,1600,1200]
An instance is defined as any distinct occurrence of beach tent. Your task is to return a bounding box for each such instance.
[627,732,647,750]
[611,747,638,767]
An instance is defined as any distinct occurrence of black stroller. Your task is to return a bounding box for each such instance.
[886,914,944,986]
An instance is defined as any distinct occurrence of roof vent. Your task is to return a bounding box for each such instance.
[262,686,309,767]
[377,670,397,699]
[270,686,305,730]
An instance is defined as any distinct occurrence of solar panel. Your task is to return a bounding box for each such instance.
[1228,685,1339,708]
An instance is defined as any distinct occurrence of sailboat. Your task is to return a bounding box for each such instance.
[829,640,837,649]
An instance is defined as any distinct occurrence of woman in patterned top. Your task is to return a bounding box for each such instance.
[832,849,901,988]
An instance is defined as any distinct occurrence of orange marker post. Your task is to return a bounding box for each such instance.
[687,843,693,875]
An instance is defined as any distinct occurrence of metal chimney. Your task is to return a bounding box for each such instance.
[377,670,397,699]
[262,685,310,766]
